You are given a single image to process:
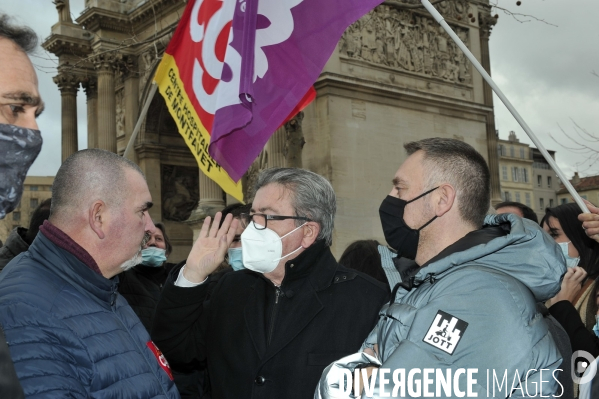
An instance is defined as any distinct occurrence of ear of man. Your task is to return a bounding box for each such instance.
[432,183,456,218]
[301,222,320,248]
[89,200,107,240]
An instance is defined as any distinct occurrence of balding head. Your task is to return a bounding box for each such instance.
[50,149,155,278]
[51,149,145,222]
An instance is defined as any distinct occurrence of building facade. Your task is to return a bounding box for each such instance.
[532,148,558,220]
[0,177,54,244]
[43,0,500,259]
[557,173,599,208]
[498,131,534,208]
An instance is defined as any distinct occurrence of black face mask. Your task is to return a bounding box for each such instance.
[379,187,438,260]
[0,123,43,219]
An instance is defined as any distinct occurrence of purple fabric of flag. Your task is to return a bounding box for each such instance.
[209,0,384,181]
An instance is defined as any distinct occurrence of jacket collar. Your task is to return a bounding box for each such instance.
[281,239,338,291]
[39,220,102,275]
[29,227,117,307]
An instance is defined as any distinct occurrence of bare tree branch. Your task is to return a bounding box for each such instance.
[489,1,558,27]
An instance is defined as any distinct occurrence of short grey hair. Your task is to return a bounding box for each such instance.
[0,14,38,54]
[51,149,145,220]
[254,168,336,246]
[404,138,490,228]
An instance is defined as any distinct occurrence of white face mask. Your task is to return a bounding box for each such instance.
[241,222,306,274]
[558,241,580,268]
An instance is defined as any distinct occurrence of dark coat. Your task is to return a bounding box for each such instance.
[0,229,179,398]
[536,303,574,399]
[118,263,177,331]
[119,263,203,398]
[0,324,24,399]
[0,227,29,272]
[152,240,389,399]
[549,299,599,357]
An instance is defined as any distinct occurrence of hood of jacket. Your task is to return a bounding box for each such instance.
[412,213,565,302]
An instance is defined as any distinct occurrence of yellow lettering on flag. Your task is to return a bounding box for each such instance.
[154,54,243,202]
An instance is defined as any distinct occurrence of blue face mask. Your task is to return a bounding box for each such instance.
[594,315,599,338]
[141,247,167,267]
[227,247,244,271]
[558,241,580,268]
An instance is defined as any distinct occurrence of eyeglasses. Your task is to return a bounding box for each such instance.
[240,213,312,230]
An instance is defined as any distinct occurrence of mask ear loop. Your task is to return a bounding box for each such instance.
[406,187,439,231]
[417,215,437,231]
[279,222,308,240]
[273,222,308,262]
[406,186,439,204]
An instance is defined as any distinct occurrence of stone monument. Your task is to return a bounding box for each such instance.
[43,0,500,260]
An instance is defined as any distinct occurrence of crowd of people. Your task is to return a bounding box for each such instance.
[3,12,599,399]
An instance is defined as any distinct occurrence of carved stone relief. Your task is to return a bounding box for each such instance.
[339,4,472,85]
[386,0,470,21]
[140,50,157,95]
[161,165,199,222]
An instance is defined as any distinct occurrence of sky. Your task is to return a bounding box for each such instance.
[2,0,598,179]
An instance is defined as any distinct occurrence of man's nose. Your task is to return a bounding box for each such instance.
[22,111,39,130]
[145,214,156,234]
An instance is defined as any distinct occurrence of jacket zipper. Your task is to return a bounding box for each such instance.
[267,287,281,347]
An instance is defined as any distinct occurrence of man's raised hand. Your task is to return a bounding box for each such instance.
[183,212,239,283]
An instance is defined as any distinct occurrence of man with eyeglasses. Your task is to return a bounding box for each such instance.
[152,168,389,399]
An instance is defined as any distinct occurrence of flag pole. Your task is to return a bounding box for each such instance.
[420,0,589,213]
[123,83,158,160]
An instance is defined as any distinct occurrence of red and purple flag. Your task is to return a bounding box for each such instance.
[155,0,384,188]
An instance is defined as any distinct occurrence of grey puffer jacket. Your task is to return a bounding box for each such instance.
[316,214,567,398]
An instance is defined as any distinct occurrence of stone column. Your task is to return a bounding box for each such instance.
[284,111,305,168]
[267,126,287,168]
[94,54,117,153]
[137,144,164,222]
[479,11,501,205]
[199,171,225,210]
[186,171,225,241]
[53,73,79,162]
[82,77,97,149]
[115,54,139,156]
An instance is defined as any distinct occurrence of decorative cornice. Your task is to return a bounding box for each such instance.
[128,0,181,25]
[315,72,492,120]
[76,8,130,33]
[384,0,473,24]
[132,143,166,160]
[42,33,92,58]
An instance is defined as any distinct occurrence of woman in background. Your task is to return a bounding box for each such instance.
[543,203,599,356]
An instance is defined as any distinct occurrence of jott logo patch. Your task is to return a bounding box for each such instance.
[422,310,468,355]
